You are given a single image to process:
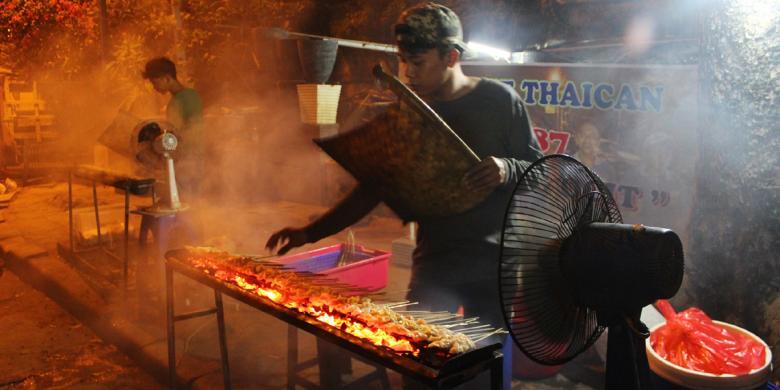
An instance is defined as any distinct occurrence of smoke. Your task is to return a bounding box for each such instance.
[200,92,341,207]
[624,14,656,57]
[5,1,373,245]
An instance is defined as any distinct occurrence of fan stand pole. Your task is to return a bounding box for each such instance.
[165,155,181,210]
[605,314,652,390]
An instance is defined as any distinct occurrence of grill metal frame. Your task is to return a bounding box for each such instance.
[165,256,503,389]
[57,166,156,296]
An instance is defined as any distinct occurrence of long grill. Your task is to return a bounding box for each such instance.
[165,247,504,389]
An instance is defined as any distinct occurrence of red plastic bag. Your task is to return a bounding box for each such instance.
[650,300,766,376]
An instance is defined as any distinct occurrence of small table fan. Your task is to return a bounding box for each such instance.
[134,121,184,212]
[499,154,684,389]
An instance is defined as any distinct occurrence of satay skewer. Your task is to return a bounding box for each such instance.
[471,329,509,343]
[384,301,419,309]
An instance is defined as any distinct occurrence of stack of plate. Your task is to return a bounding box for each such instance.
[297,84,341,125]
[391,237,416,268]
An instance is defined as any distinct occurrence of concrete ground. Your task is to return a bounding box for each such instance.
[0,181,604,389]
[0,271,161,389]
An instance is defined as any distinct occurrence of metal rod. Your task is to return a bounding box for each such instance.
[287,325,297,390]
[454,324,493,331]
[420,315,461,323]
[466,333,495,341]
[293,271,328,277]
[472,329,507,343]
[539,37,697,53]
[267,27,398,53]
[440,321,490,332]
[92,181,102,246]
[215,290,231,390]
[420,316,461,324]
[173,308,218,322]
[407,313,465,321]
[430,316,478,325]
[396,310,450,315]
[305,279,346,286]
[458,325,495,334]
[68,171,74,251]
[384,301,417,309]
[124,186,129,291]
[166,266,176,389]
[253,262,287,268]
[441,320,482,328]
[243,254,281,261]
[490,351,503,390]
[371,289,411,297]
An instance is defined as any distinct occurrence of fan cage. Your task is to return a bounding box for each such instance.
[498,154,622,366]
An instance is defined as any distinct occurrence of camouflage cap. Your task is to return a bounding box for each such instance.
[394,3,466,53]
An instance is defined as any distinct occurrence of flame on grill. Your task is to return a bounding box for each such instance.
[182,247,475,359]
[232,273,416,353]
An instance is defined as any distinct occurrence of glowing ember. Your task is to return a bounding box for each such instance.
[235,271,415,353]
[235,275,283,302]
[181,247,475,358]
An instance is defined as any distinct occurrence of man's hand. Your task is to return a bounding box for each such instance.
[463,156,508,193]
[360,89,396,107]
[265,227,309,255]
[355,90,396,122]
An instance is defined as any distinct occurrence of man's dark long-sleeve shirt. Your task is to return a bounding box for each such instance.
[306,78,542,282]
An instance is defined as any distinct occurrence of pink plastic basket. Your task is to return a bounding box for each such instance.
[276,244,390,291]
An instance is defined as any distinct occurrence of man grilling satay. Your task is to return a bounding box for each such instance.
[267,3,542,388]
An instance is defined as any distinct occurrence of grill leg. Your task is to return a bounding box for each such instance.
[214,290,232,390]
[490,351,504,390]
[377,367,390,390]
[501,336,512,390]
[166,266,176,389]
[287,325,297,390]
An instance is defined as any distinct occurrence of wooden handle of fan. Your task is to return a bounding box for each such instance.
[371,64,480,162]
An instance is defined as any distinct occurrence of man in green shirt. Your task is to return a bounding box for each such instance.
[142,57,204,198]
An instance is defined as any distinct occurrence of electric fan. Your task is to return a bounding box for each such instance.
[499,154,684,389]
[133,121,184,211]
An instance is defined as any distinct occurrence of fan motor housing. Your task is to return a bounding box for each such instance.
[559,222,684,315]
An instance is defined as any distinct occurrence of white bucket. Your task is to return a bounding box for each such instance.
[645,321,773,390]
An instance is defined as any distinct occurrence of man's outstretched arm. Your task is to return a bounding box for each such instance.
[266,186,380,255]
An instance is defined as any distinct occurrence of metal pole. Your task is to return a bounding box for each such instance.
[124,187,130,290]
[269,28,398,53]
[377,367,390,389]
[68,171,73,251]
[490,352,503,390]
[92,182,102,246]
[287,326,297,390]
[214,291,232,390]
[166,266,176,389]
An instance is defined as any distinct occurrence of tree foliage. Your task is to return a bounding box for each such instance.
[1,0,320,99]
[0,0,97,77]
